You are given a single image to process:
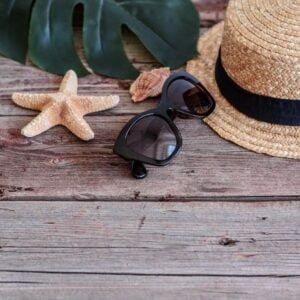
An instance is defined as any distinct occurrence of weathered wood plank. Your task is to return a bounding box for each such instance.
[0,275,299,300]
[1,115,300,200]
[0,201,299,275]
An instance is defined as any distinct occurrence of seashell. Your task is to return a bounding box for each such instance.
[130,67,171,102]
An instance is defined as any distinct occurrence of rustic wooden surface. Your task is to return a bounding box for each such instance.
[0,201,300,299]
[1,0,300,299]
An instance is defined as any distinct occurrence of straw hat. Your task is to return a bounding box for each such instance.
[187,0,300,159]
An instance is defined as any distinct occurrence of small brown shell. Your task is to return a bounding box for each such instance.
[130,67,171,102]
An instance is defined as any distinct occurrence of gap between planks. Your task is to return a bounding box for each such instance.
[0,270,300,278]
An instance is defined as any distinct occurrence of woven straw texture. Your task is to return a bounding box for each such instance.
[187,0,300,159]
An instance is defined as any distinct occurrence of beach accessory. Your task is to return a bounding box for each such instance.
[12,70,119,141]
[114,72,215,179]
[130,67,171,102]
[187,0,300,159]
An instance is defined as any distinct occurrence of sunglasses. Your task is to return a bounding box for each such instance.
[113,71,216,179]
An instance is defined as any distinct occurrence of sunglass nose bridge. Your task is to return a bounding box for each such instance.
[176,111,194,119]
[167,107,193,120]
[131,161,147,179]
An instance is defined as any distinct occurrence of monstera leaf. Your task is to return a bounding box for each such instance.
[0,0,199,79]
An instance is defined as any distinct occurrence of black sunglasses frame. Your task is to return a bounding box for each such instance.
[113,71,216,175]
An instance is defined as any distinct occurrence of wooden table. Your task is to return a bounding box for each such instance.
[1,1,300,299]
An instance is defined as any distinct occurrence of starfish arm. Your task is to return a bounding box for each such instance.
[59,70,78,94]
[76,95,120,115]
[21,105,61,138]
[12,93,51,111]
[62,108,95,141]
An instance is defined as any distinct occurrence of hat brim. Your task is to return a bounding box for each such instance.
[187,22,300,159]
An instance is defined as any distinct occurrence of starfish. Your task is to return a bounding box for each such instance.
[12,70,120,141]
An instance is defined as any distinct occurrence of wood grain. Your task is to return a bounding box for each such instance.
[1,115,300,200]
[0,275,299,300]
[0,201,299,273]
[0,201,299,298]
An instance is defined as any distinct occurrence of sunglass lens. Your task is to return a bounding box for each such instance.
[126,116,177,161]
[167,79,215,116]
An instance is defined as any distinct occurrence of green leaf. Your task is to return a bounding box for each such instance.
[0,0,34,63]
[0,0,200,79]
